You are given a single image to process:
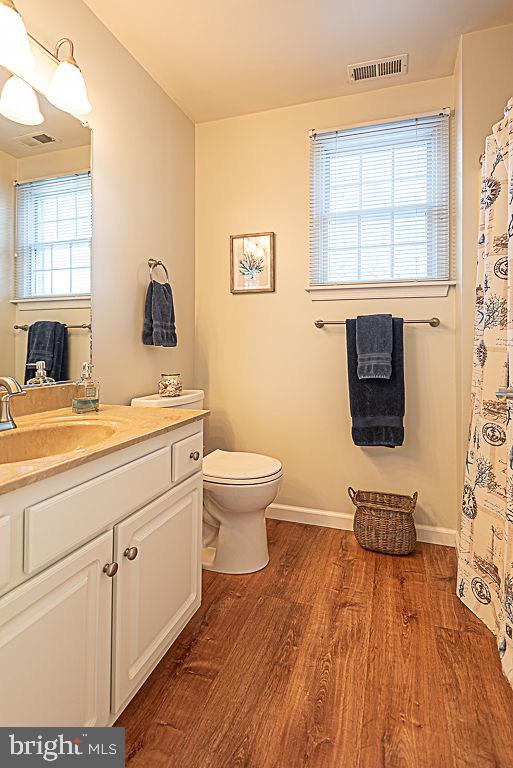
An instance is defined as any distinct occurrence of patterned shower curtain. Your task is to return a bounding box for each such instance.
[458,97,513,686]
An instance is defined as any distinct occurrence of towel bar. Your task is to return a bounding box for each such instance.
[314,317,440,328]
[14,323,91,331]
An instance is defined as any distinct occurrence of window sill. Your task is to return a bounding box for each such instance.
[306,281,456,301]
[11,295,91,311]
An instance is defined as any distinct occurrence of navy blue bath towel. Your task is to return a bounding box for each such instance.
[25,321,68,383]
[143,280,177,347]
[346,317,404,448]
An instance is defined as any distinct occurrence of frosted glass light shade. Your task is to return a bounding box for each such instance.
[0,2,34,75]
[47,60,92,116]
[0,75,43,125]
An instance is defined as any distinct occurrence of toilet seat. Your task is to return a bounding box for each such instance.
[203,449,282,486]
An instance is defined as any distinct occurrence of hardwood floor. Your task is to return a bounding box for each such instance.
[116,520,513,768]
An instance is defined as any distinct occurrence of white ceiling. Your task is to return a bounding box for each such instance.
[0,68,91,158]
[83,0,513,123]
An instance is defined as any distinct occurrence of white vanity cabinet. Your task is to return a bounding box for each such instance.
[0,531,113,727]
[0,516,10,589]
[112,474,202,711]
[0,420,204,727]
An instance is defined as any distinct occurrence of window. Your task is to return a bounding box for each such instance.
[15,172,92,299]
[309,112,450,290]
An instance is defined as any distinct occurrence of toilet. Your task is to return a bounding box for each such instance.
[202,449,282,573]
[130,390,282,574]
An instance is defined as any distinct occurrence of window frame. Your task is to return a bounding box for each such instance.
[307,109,454,300]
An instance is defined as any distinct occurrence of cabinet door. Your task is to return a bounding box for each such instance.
[0,531,113,727]
[113,473,202,712]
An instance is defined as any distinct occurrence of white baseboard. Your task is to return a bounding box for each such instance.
[266,503,456,548]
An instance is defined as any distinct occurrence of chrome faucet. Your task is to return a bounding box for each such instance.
[0,377,26,432]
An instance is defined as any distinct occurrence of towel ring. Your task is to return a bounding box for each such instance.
[148,258,169,283]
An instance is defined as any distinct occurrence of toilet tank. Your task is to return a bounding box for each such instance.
[131,389,205,410]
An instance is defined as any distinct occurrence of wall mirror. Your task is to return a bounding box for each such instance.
[0,63,92,386]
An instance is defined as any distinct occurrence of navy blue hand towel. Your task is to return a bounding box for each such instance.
[346,317,404,447]
[25,321,68,383]
[356,313,393,379]
[142,280,177,347]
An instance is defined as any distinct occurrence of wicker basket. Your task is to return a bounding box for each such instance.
[348,487,418,555]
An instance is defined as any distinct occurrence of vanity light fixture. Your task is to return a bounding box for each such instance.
[0,75,43,125]
[0,0,34,75]
[46,38,92,116]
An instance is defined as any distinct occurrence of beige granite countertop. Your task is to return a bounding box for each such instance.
[0,404,208,496]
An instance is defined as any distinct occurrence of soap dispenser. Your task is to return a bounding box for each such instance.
[26,360,55,385]
[72,362,100,414]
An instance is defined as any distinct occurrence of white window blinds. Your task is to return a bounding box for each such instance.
[309,112,450,286]
[15,172,92,299]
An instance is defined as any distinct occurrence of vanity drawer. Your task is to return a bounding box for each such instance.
[0,517,10,590]
[24,446,172,574]
[172,432,203,483]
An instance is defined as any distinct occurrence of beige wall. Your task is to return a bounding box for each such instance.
[0,149,16,374]
[196,77,458,530]
[18,0,195,403]
[454,24,513,472]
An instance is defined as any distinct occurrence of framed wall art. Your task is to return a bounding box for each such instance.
[230,232,275,294]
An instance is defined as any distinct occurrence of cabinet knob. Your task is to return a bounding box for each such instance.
[103,562,118,577]
[124,546,139,561]
[190,450,200,461]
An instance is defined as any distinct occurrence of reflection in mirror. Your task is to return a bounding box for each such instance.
[0,65,92,386]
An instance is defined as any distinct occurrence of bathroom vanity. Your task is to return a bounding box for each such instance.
[0,404,207,727]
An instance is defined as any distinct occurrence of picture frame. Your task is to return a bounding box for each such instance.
[230,232,275,294]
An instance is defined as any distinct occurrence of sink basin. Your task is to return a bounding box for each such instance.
[0,421,117,464]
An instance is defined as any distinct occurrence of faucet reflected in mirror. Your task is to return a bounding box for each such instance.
[0,375,25,430]
[0,62,92,387]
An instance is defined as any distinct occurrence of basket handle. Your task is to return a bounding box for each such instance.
[348,487,356,504]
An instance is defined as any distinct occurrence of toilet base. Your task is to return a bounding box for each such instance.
[202,547,269,575]
[202,472,282,575]
[201,499,271,574]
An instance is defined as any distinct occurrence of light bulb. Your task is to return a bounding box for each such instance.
[47,59,92,116]
[0,1,34,75]
[0,75,43,125]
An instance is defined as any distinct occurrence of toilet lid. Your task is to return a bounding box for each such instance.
[203,449,282,483]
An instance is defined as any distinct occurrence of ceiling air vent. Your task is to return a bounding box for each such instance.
[348,54,409,83]
[15,132,60,148]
